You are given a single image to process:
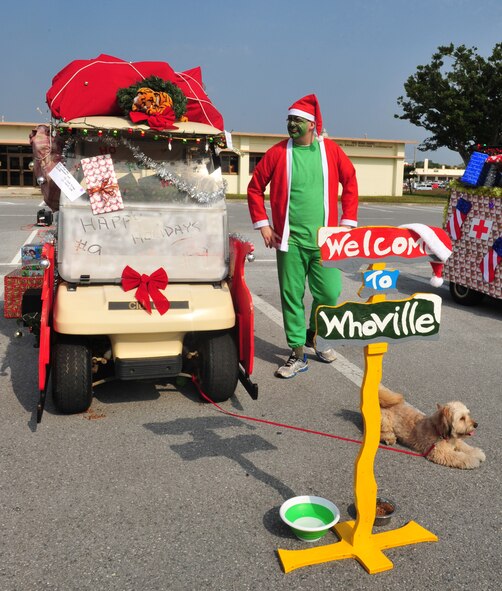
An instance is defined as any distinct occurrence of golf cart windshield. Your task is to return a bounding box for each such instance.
[63,136,225,205]
[57,133,229,284]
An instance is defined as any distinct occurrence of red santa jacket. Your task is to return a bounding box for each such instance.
[247,137,358,251]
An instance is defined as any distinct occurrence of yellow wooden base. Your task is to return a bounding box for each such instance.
[282,264,440,576]
[278,519,438,574]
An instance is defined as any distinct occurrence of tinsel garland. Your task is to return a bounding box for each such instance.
[450,180,502,199]
[121,138,226,205]
[61,135,226,205]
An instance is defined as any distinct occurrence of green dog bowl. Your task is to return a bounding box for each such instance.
[280,496,340,542]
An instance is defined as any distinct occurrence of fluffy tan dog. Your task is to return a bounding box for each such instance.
[379,385,485,469]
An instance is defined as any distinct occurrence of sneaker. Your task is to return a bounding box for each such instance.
[275,353,309,379]
[315,347,337,363]
[305,329,336,363]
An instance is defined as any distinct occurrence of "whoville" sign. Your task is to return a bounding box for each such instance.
[315,293,441,346]
[318,226,441,270]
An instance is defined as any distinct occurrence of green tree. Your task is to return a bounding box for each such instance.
[396,43,502,165]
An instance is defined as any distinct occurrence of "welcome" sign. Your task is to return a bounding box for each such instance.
[318,226,450,270]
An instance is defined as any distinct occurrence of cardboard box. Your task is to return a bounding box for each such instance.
[3,269,43,318]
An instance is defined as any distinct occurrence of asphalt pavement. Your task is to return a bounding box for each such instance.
[0,195,501,591]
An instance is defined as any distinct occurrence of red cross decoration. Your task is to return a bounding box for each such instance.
[468,217,493,241]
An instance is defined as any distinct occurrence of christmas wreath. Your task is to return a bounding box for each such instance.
[116,76,187,122]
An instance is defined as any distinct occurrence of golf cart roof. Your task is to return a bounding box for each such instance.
[61,116,224,137]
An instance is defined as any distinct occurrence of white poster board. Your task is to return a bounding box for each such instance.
[58,202,228,283]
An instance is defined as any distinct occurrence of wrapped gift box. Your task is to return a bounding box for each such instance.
[3,269,44,318]
[460,152,489,186]
[81,154,124,215]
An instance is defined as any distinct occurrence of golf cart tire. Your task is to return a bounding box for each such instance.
[52,338,93,414]
[198,332,238,403]
[449,282,485,306]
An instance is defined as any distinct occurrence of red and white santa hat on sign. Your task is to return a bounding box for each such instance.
[399,223,453,287]
[288,94,323,136]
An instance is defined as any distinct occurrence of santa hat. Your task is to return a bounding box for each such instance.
[399,223,453,287]
[288,94,323,136]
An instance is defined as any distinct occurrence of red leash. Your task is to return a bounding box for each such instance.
[191,376,427,458]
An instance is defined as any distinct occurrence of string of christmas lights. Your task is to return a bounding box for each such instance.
[54,121,226,149]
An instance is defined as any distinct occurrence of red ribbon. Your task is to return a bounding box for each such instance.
[88,177,119,204]
[129,106,178,131]
[121,266,170,315]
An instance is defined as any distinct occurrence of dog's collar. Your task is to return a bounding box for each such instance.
[424,429,448,457]
[435,426,449,441]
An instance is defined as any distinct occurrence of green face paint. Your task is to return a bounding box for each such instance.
[287,116,310,140]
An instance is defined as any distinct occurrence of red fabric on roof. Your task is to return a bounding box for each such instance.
[46,54,224,131]
[175,67,224,131]
[46,54,177,121]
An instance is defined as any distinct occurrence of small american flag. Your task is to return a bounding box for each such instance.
[480,237,502,283]
[446,197,472,241]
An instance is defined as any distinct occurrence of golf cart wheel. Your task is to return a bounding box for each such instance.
[52,337,93,414]
[197,332,238,403]
[449,282,484,306]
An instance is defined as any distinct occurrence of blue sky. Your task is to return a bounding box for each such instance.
[1,0,500,165]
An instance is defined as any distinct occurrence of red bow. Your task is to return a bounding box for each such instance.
[121,266,170,315]
[128,106,178,131]
[88,177,119,203]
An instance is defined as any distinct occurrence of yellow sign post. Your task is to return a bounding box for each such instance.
[277,261,438,574]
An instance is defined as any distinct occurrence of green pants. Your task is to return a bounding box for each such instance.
[276,244,342,349]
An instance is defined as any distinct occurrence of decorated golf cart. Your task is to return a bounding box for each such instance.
[29,55,257,420]
[443,147,502,305]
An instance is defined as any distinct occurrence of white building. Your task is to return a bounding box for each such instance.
[221,132,413,197]
[412,158,464,185]
[0,122,414,197]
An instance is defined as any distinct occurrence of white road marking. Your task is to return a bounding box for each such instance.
[251,292,364,387]
[10,229,39,265]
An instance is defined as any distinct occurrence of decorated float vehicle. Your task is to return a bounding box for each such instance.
[443,147,502,306]
[29,56,256,417]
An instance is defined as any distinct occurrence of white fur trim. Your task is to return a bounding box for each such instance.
[279,139,293,252]
[287,108,315,122]
[430,276,444,287]
[253,220,270,229]
[340,218,358,227]
[319,139,329,226]
[399,223,452,262]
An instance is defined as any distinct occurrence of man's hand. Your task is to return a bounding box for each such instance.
[260,225,281,249]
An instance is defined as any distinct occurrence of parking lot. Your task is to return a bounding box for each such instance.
[0,197,500,590]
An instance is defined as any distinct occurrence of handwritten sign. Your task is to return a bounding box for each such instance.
[315,293,441,346]
[58,203,228,283]
[48,162,86,201]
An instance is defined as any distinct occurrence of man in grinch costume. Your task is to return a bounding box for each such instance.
[247,94,359,378]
